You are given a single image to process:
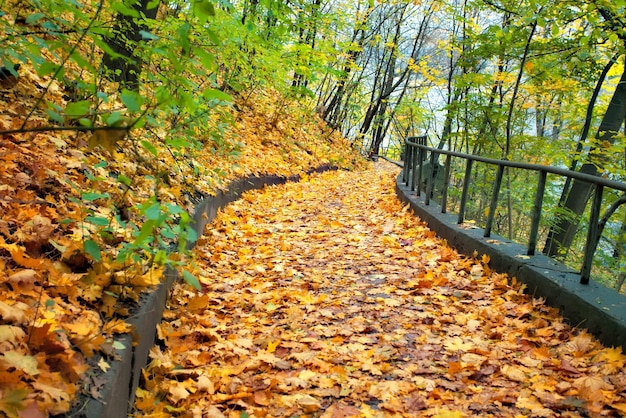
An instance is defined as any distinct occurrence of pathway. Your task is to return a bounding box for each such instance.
[134,162,626,418]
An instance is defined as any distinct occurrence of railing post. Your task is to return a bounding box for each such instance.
[485,164,505,238]
[402,141,409,184]
[411,145,419,192]
[403,141,412,186]
[528,170,547,255]
[425,150,438,206]
[415,146,423,196]
[441,154,451,214]
[458,159,473,224]
[415,137,426,196]
[581,184,604,284]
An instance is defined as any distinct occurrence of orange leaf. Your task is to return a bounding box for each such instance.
[254,390,271,406]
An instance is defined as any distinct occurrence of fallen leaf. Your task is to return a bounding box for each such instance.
[1,351,39,376]
[97,358,110,373]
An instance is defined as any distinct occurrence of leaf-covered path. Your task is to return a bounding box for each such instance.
[136,162,626,417]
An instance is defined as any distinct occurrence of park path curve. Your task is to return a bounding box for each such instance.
[134,162,626,418]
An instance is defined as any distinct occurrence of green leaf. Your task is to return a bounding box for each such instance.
[94,37,126,60]
[194,49,216,70]
[117,174,131,186]
[154,250,167,265]
[69,50,95,72]
[84,239,102,262]
[85,216,110,226]
[140,140,158,157]
[550,24,559,37]
[161,227,175,239]
[202,88,232,102]
[139,30,159,40]
[164,203,184,216]
[206,29,220,45]
[133,219,156,246]
[48,239,67,254]
[65,100,91,119]
[94,160,107,169]
[82,192,109,201]
[79,118,93,127]
[112,341,126,350]
[193,0,215,22]
[37,62,61,77]
[105,111,124,126]
[144,202,161,220]
[25,13,46,24]
[120,89,144,112]
[182,270,201,290]
[111,2,140,17]
[178,22,191,55]
[45,109,64,124]
[42,21,60,33]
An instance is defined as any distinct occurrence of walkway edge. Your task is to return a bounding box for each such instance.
[71,166,337,418]
[396,175,626,350]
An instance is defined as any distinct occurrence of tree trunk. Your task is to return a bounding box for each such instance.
[101,0,159,90]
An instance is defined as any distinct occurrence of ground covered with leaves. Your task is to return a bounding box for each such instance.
[0,58,360,416]
[135,162,626,418]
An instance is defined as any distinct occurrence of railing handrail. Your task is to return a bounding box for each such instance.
[402,136,626,286]
[405,136,626,193]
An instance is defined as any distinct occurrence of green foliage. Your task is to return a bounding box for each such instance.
[0,0,355,297]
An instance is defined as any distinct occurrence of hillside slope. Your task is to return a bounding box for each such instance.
[0,62,364,416]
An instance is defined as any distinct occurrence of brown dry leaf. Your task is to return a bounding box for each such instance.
[7,269,39,285]
[573,375,609,401]
[501,364,528,382]
[253,390,271,406]
[197,375,215,393]
[167,381,191,404]
[0,300,29,325]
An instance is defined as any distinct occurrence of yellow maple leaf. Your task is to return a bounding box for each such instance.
[97,357,111,373]
[104,318,133,334]
[501,364,528,383]
[128,265,164,287]
[444,337,474,352]
[1,351,39,376]
[266,339,280,353]
[597,346,625,370]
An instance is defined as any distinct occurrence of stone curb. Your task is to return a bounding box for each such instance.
[69,166,337,418]
[396,175,626,350]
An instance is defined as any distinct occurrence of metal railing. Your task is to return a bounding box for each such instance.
[402,136,626,285]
